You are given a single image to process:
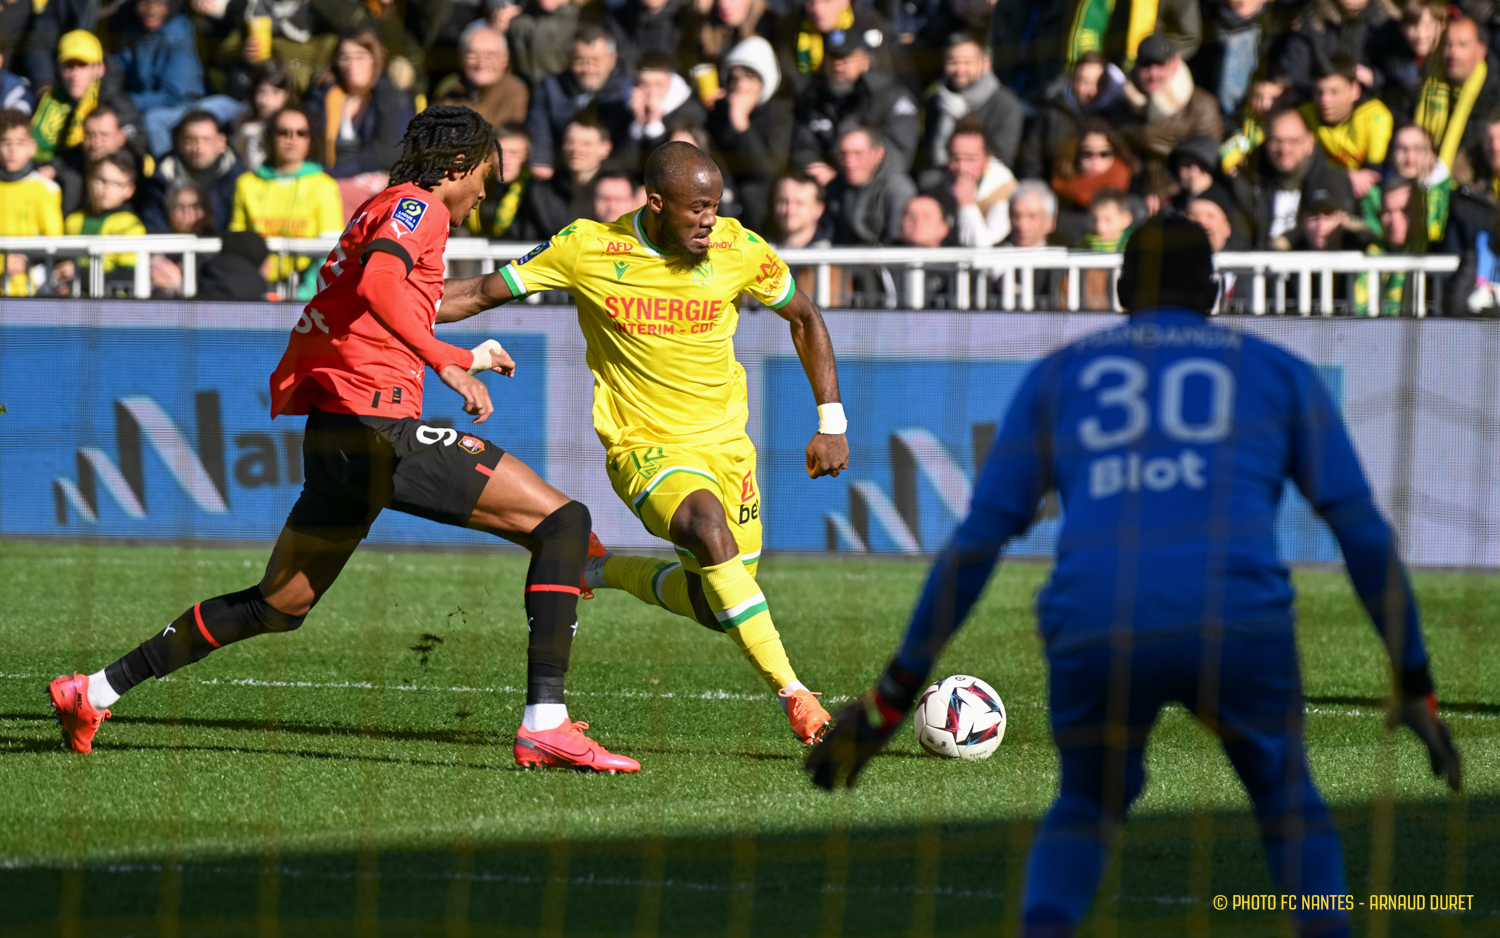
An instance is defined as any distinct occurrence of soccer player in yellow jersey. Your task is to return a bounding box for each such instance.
[444,142,850,744]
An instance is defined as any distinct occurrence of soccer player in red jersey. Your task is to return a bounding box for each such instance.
[47,106,638,773]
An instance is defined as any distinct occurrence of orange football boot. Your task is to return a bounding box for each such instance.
[48,673,111,754]
[780,688,832,745]
[580,531,609,600]
[514,720,640,773]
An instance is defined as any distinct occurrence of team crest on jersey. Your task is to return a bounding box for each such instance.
[518,242,549,265]
[629,447,666,480]
[391,197,428,233]
[691,259,714,286]
[459,435,485,455]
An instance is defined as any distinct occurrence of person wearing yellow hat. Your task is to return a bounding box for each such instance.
[31,29,143,167]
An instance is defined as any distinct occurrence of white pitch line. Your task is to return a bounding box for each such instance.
[0,672,788,704]
[2,673,1494,720]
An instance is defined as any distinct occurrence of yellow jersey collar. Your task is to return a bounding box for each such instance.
[632,208,667,258]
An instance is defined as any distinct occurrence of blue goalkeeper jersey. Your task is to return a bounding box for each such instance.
[895,308,1428,673]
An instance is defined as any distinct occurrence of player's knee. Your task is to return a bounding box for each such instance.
[531,500,592,550]
[259,584,315,621]
[254,586,309,631]
[669,494,734,556]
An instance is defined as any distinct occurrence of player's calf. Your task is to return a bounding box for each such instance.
[47,586,306,752]
[519,500,589,732]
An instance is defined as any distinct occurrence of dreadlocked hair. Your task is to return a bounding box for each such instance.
[388,106,497,190]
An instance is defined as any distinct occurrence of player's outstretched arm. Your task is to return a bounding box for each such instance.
[1290,369,1461,790]
[437,271,519,323]
[772,289,849,479]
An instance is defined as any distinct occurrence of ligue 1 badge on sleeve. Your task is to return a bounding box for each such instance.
[393,198,429,231]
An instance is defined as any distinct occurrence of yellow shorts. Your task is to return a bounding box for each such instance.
[605,435,762,575]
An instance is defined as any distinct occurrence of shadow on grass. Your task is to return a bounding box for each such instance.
[0,712,938,767]
[2,796,1492,938]
[1305,695,1500,716]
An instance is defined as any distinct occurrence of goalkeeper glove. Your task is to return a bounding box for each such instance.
[806,664,922,790]
[1387,686,1462,792]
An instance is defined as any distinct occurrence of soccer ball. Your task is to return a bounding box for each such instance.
[912,675,1007,760]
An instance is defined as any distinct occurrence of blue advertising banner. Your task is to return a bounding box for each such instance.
[0,322,546,545]
[0,305,1493,568]
[760,355,1342,563]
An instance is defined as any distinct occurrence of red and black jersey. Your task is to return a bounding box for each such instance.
[269,183,471,421]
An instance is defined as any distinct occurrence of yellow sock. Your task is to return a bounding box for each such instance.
[700,556,798,692]
[601,553,698,619]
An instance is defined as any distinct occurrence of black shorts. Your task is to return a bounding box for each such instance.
[286,408,506,540]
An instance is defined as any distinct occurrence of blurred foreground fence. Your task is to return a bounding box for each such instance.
[2,302,1497,566]
[0,236,1463,316]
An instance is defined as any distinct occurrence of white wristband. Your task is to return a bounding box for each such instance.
[468,339,503,375]
[817,402,847,435]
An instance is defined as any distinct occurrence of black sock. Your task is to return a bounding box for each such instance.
[103,646,153,695]
[524,501,591,705]
[135,585,307,679]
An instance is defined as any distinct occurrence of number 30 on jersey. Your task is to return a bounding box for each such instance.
[1079,356,1235,499]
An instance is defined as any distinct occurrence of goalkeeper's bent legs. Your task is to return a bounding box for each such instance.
[1021,643,1149,938]
[1020,735,1145,936]
[1217,638,1349,938]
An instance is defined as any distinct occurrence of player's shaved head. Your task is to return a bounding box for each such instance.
[644,140,721,197]
[643,141,723,263]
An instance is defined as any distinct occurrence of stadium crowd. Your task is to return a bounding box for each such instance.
[0,0,1497,310]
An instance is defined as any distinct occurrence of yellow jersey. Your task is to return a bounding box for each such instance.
[0,171,63,237]
[1299,99,1393,170]
[65,209,147,271]
[498,210,796,450]
[230,163,345,281]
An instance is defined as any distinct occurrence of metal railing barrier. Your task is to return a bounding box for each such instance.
[0,236,1462,317]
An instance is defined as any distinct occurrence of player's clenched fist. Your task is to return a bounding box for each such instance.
[806,432,848,479]
[439,365,494,423]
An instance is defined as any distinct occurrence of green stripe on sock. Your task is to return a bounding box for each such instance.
[718,601,769,630]
[650,562,680,607]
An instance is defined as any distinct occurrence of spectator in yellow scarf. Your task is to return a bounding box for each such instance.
[31,31,143,167]
[1415,16,1500,170]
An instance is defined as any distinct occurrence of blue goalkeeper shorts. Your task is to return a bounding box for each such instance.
[1032,632,1348,935]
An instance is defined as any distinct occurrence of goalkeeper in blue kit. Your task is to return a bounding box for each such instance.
[807,216,1462,938]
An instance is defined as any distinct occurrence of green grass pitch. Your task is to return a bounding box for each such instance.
[1,541,1496,937]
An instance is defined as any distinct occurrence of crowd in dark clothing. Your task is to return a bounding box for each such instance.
[0,0,1497,310]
